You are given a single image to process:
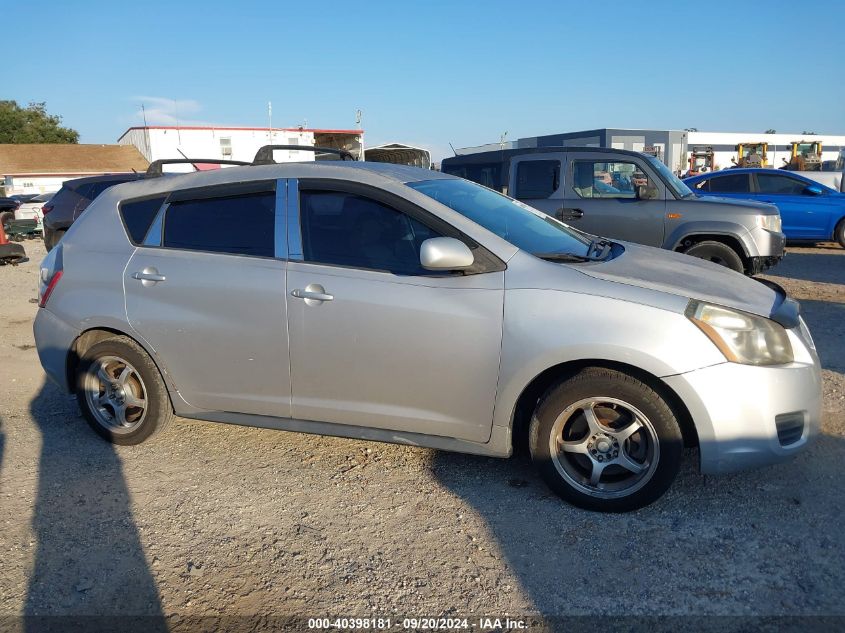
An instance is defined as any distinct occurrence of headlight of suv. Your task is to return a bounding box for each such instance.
[756,213,782,233]
[686,300,793,365]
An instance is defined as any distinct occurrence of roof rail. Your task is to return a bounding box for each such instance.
[145,158,251,178]
[252,145,355,165]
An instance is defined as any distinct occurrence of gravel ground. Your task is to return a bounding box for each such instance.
[0,240,843,627]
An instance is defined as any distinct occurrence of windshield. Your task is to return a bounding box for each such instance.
[407,178,591,257]
[644,155,694,198]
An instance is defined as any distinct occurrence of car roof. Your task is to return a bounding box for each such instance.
[61,173,146,188]
[686,168,816,180]
[441,146,654,166]
[104,160,456,201]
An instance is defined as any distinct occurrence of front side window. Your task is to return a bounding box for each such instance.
[514,160,560,199]
[571,160,646,199]
[163,192,275,257]
[756,174,809,195]
[299,191,441,275]
[706,173,751,193]
[407,178,590,257]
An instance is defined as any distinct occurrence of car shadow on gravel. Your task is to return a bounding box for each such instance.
[24,379,167,631]
[432,427,845,620]
[768,251,845,285]
[796,299,845,374]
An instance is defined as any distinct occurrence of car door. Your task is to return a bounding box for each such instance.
[284,179,505,443]
[559,153,666,246]
[753,172,832,239]
[123,180,291,417]
[507,153,565,218]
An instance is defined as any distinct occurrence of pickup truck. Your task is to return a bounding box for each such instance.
[441,146,785,275]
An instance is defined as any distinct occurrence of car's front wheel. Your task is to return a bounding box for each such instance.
[76,335,173,445]
[683,240,745,273]
[834,218,845,249]
[529,367,683,512]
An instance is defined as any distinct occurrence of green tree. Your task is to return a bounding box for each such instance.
[764,129,776,134]
[0,100,79,143]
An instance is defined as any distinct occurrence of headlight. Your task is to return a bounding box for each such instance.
[756,213,782,233]
[686,300,793,365]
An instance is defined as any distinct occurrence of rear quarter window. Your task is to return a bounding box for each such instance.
[119,196,167,244]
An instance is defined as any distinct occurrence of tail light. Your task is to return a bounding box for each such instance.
[42,203,53,215]
[38,245,63,308]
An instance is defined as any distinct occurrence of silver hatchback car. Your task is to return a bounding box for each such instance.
[33,152,822,511]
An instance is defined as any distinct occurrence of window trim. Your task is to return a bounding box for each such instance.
[513,159,561,200]
[290,178,506,276]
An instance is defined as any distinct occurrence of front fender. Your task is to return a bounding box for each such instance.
[492,289,726,431]
[664,221,755,256]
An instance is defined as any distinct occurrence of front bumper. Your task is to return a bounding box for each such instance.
[33,308,80,392]
[663,326,822,475]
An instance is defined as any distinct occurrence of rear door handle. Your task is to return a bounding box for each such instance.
[131,267,166,286]
[291,284,333,304]
[557,207,584,220]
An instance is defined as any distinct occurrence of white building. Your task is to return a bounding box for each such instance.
[118,126,364,170]
[0,144,149,195]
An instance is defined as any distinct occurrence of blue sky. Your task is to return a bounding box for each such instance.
[7,0,845,160]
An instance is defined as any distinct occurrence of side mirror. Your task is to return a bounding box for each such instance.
[804,185,823,196]
[420,237,474,271]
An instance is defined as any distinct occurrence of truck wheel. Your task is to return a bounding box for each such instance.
[529,367,683,512]
[683,240,744,273]
[76,335,174,445]
[835,219,845,249]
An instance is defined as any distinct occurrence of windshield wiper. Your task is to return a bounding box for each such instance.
[586,238,613,260]
[536,239,614,263]
[535,252,594,262]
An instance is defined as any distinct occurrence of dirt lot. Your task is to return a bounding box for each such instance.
[1,240,844,627]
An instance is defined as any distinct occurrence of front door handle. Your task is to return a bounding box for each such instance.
[557,207,584,220]
[131,267,166,286]
[291,283,333,305]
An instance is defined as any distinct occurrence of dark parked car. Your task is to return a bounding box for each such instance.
[42,174,144,250]
[10,193,41,204]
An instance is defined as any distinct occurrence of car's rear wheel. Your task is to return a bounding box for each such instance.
[683,240,745,273]
[76,335,173,445]
[834,218,845,249]
[529,368,683,512]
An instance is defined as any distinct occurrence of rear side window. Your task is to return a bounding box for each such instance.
[515,160,560,199]
[705,173,750,193]
[163,192,275,257]
[87,180,124,200]
[120,196,167,244]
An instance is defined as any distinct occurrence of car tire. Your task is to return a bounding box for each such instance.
[76,335,174,445]
[529,367,683,512]
[683,240,745,273]
[834,218,845,249]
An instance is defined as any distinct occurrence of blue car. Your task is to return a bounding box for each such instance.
[684,168,845,247]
